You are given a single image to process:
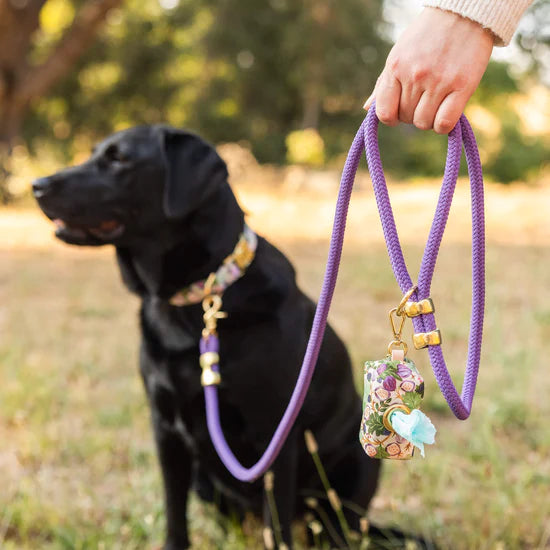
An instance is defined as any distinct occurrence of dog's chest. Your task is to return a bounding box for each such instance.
[143,296,200,351]
[140,299,246,442]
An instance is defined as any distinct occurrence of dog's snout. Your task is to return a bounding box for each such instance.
[32,177,53,198]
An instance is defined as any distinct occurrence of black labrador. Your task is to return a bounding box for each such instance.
[32,126,382,549]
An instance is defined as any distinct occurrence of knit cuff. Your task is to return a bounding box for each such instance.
[422,0,533,46]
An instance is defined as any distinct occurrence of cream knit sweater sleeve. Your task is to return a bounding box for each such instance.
[422,0,534,46]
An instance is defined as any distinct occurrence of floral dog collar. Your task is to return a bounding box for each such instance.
[169,224,257,307]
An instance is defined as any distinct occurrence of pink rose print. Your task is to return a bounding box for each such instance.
[366,445,377,457]
[386,443,401,456]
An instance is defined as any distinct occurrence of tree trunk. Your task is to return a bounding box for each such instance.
[0,99,26,202]
[300,0,330,130]
[0,0,124,200]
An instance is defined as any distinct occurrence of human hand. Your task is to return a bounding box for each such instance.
[364,7,494,134]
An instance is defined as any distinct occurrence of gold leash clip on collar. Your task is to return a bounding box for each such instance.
[200,273,227,386]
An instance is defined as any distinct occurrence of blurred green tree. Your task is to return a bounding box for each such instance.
[194,0,388,161]
[516,0,550,84]
[1,0,548,198]
[0,0,123,200]
[22,0,388,165]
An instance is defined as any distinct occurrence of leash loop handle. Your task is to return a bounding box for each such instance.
[364,103,485,420]
[203,104,485,481]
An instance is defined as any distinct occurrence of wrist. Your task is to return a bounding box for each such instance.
[422,7,496,47]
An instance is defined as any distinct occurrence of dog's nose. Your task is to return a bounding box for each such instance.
[32,177,53,198]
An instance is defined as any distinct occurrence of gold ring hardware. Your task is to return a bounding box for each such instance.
[387,339,408,356]
[396,286,418,317]
[203,272,217,297]
[413,329,442,350]
[403,298,435,318]
[382,404,411,432]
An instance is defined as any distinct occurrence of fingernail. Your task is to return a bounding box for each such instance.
[363,93,374,111]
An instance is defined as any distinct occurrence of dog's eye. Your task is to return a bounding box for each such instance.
[104,144,128,164]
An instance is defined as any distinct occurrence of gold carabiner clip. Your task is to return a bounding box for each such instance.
[389,307,406,340]
[202,294,228,338]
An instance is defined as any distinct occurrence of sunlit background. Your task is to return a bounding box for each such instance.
[1,1,550,549]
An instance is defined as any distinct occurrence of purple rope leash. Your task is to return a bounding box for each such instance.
[202,104,485,481]
[364,106,485,419]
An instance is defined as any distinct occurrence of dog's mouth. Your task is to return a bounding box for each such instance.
[52,218,125,243]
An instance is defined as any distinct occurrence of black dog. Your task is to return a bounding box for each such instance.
[33,126,382,549]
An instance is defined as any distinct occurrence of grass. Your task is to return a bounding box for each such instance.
[2,178,550,549]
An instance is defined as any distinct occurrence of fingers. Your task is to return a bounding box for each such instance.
[374,72,401,126]
[398,82,424,124]
[363,79,469,134]
[412,90,447,130]
[433,90,470,134]
[361,6,494,132]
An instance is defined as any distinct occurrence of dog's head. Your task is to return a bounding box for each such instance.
[33,125,228,247]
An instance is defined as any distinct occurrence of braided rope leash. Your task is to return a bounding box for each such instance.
[200,104,485,481]
[364,106,485,420]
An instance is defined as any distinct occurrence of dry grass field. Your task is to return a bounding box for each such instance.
[1,176,550,549]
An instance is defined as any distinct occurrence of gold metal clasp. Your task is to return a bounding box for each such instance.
[388,307,408,357]
[202,294,228,338]
[387,339,408,357]
[385,287,424,358]
[389,307,406,339]
[413,329,442,350]
[203,272,217,297]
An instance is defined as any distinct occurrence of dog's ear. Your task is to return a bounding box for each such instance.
[157,127,228,219]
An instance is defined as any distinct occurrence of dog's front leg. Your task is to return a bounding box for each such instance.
[262,429,299,549]
[151,410,193,550]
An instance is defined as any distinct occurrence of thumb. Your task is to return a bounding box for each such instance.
[363,91,375,111]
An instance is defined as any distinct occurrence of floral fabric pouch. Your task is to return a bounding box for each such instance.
[359,357,434,460]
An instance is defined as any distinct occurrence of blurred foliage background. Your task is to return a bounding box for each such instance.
[0,0,549,195]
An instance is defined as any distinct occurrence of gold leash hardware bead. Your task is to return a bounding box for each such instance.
[412,329,442,350]
[396,285,436,318]
[199,351,221,386]
[200,275,227,386]
[403,298,435,317]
